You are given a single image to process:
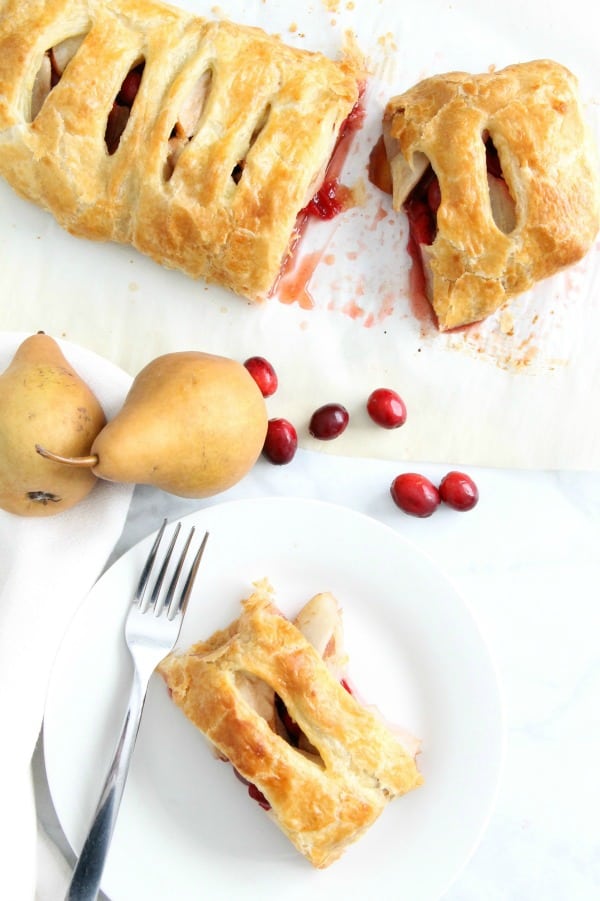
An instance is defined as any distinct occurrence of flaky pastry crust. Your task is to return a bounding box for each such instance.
[158,582,422,868]
[0,0,358,300]
[384,60,600,329]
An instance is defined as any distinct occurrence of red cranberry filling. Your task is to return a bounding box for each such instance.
[301,81,366,222]
[232,768,271,811]
[275,694,302,745]
[404,137,508,249]
[303,179,351,220]
[247,782,271,810]
[117,66,143,106]
[48,50,62,88]
[105,63,145,155]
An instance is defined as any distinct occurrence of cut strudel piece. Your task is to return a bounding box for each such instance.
[0,0,359,300]
[158,582,422,868]
[381,60,600,330]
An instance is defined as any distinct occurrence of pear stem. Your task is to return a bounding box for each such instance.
[35,444,98,469]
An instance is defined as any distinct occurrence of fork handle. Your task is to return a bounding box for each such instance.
[65,668,150,901]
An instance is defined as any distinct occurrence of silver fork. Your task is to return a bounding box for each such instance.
[65,519,209,901]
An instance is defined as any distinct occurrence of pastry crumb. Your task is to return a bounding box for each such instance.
[499,310,514,335]
[350,178,368,208]
[377,32,398,52]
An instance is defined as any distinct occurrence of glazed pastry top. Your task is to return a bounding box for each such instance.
[0,0,359,299]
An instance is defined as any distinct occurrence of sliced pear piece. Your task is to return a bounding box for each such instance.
[487,172,517,234]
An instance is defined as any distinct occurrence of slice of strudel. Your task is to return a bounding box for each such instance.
[378,59,600,330]
[158,581,422,868]
[0,0,359,300]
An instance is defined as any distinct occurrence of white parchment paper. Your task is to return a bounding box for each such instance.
[0,0,598,468]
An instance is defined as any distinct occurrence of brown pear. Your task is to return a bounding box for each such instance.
[0,333,106,517]
[38,351,268,499]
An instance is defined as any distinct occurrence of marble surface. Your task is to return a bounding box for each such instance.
[34,449,600,900]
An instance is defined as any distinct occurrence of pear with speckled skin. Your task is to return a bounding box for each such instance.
[0,333,106,516]
[37,351,268,499]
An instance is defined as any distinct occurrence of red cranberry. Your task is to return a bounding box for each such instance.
[309,403,349,440]
[244,356,278,397]
[304,179,347,219]
[367,388,407,429]
[427,176,441,214]
[262,418,297,465]
[390,473,440,518]
[439,471,479,511]
[117,66,143,106]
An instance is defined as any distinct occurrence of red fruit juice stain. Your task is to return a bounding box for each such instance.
[274,83,366,309]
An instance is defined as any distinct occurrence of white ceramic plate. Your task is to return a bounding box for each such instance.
[44,497,504,901]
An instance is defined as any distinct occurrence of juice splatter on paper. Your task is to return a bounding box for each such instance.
[269,11,599,378]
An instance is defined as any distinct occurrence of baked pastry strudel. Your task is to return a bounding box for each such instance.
[381,60,600,329]
[0,0,359,300]
[158,582,422,868]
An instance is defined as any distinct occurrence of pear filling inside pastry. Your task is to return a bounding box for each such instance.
[483,133,517,234]
[230,103,273,186]
[31,34,87,121]
[301,89,366,220]
[164,68,214,181]
[158,584,423,868]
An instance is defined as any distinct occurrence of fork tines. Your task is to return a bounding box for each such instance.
[135,520,209,619]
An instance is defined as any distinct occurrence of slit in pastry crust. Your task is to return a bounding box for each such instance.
[164,66,214,180]
[31,33,88,120]
[105,59,145,155]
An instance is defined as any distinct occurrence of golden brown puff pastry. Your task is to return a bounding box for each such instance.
[0,0,359,300]
[382,60,600,330]
[158,582,422,868]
